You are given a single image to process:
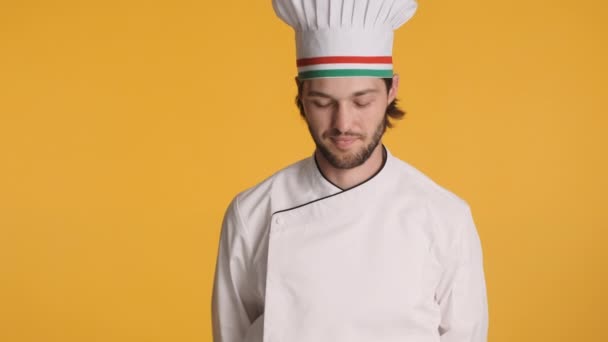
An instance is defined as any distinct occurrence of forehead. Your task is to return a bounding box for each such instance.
[302,77,386,97]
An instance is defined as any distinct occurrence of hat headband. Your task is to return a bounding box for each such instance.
[296,56,393,79]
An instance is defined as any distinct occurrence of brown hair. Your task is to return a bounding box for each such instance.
[295,78,406,129]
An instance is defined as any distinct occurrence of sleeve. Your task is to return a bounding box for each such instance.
[436,205,489,342]
[212,197,258,342]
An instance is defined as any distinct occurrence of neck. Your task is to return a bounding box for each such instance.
[315,144,386,190]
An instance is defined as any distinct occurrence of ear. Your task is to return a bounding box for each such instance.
[294,76,304,100]
[294,76,304,91]
[388,74,400,102]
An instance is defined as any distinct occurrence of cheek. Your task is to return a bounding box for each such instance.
[362,104,387,124]
[303,108,330,128]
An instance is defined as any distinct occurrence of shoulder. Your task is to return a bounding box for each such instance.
[237,157,311,208]
[229,157,312,230]
[390,155,470,213]
[387,154,478,262]
[388,155,474,239]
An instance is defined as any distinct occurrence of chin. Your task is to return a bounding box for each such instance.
[319,143,375,170]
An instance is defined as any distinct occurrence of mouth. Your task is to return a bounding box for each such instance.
[329,136,360,150]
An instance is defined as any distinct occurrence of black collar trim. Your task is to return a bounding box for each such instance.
[313,154,344,191]
[272,145,388,216]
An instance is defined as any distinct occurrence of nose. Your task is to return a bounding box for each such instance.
[331,102,353,134]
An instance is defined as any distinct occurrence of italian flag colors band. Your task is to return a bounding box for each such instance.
[296,56,394,80]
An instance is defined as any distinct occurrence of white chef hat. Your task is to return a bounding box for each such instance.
[272,0,417,80]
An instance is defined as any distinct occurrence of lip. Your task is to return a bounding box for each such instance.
[330,136,358,150]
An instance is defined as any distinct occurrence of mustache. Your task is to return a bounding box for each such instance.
[323,129,364,138]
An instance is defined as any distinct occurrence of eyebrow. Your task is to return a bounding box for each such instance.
[305,88,380,99]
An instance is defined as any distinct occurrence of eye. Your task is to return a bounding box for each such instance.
[353,96,375,108]
[354,101,372,108]
[311,100,333,108]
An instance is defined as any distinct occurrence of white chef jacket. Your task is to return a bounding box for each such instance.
[212,148,488,342]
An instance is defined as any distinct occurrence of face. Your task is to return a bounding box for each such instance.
[300,76,398,169]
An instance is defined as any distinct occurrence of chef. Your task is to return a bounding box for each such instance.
[212,1,489,341]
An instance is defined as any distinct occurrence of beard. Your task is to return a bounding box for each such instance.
[308,117,386,170]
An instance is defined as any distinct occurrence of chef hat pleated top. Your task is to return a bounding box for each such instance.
[272,0,417,80]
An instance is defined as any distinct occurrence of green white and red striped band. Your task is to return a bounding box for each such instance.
[296,56,393,80]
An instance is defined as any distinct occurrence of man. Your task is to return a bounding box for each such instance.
[212,1,488,341]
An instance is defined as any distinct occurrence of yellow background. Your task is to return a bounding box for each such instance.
[1,0,606,341]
